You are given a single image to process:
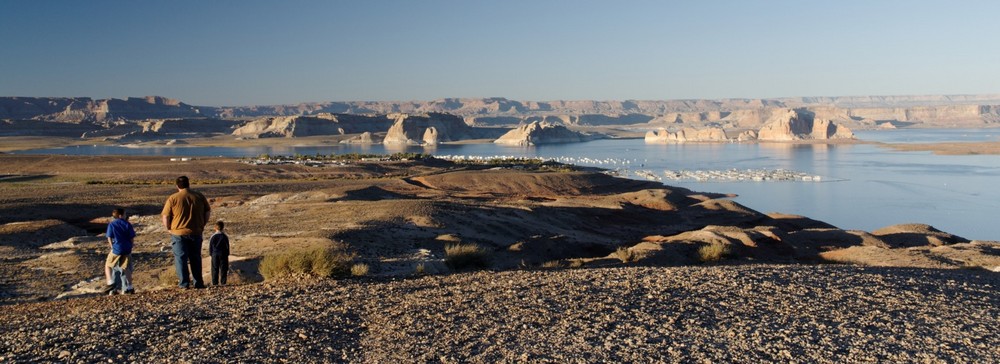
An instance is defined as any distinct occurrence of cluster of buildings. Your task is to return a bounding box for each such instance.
[661,168,826,182]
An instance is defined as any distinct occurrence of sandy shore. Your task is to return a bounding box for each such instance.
[880,141,1000,155]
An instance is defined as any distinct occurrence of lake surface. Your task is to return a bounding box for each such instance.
[15,128,1000,240]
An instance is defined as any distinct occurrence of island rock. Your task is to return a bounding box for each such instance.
[644,127,733,143]
[340,131,381,144]
[382,113,476,145]
[232,113,394,138]
[493,121,599,146]
[757,109,854,141]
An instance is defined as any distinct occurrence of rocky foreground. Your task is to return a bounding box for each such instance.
[1,265,996,363]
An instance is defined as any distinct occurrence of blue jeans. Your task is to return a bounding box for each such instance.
[171,234,204,288]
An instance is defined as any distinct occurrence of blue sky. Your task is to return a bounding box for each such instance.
[2,0,998,106]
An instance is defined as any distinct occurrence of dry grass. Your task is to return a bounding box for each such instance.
[157,267,178,287]
[541,260,566,269]
[444,243,491,270]
[698,242,733,263]
[260,246,356,280]
[615,247,638,263]
[351,263,370,277]
[414,263,427,275]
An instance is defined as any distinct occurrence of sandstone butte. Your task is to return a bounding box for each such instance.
[644,108,854,143]
[493,121,601,146]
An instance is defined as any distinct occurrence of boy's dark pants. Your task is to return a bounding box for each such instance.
[211,254,229,285]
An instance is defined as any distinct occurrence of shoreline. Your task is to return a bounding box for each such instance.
[7,134,998,155]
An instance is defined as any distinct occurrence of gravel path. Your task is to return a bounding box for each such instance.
[1,265,997,363]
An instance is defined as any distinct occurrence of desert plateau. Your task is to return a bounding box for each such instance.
[0,152,997,362]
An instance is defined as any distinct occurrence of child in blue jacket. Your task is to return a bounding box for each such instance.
[105,208,136,294]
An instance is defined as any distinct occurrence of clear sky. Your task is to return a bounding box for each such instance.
[2,0,999,106]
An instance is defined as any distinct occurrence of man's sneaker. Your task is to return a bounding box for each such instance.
[103,284,116,295]
[192,284,207,289]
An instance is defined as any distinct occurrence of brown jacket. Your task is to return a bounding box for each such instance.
[162,188,211,236]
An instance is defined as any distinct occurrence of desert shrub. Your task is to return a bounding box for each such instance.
[541,260,566,269]
[414,262,427,275]
[157,267,178,287]
[698,242,733,263]
[445,243,491,270]
[568,259,585,268]
[615,247,637,263]
[351,263,370,277]
[260,246,356,280]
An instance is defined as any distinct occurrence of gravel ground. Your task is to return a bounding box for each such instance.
[1,265,997,363]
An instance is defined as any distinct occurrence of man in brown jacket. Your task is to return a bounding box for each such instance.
[161,176,211,289]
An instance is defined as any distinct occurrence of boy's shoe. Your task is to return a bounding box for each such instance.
[103,284,116,295]
[124,288,135,294]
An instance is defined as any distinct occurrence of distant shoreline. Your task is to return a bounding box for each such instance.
[5,134,1000,155]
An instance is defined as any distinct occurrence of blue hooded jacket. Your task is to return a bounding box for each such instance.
[107,218,136,255]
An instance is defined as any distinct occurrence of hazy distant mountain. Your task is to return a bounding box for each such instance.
[0,96,205,122]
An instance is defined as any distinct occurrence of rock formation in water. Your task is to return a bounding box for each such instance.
[756,109,854,141]
[232,114,394,138]
[4,95,1000,141]
[493,121,600,146]
[118,119,242,141]
[340,131,381,144]
[644,127,732,143]
[382,113,481,145]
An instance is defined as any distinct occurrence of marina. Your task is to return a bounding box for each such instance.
[662,168,833,182]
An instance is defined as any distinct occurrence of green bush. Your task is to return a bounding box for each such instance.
[698,242,733,263]
[444,243,491,270]
[260,247,356,280]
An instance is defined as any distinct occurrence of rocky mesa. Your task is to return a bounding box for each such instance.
[383,113,504,145]
[493,121,602,146]
[232,114,395,138]
[645,109,852,143]
[5,95,1000,130]
[756,109,855,141]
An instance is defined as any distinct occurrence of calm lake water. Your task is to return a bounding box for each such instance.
[15,128,1000,240]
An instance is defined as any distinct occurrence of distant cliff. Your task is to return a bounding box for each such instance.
[206,95,1000,129]
[4,95,1000,133]
[0,96,204,122]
